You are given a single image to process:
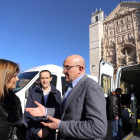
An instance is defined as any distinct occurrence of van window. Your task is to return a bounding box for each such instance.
[61,77,68,95]
[101,74,111,94]
[120,81,129,94]
[51,75,57,87]
[13,71,39,93]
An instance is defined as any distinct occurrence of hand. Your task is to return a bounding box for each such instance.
[41,116,60,130]
[25,101,46,117]
[37,127,49,138]
[115,117,119,120]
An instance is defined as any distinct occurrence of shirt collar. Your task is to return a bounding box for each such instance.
[71,74,85,88]
[42,87,51,94]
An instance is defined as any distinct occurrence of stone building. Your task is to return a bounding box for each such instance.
[89,1,140,78]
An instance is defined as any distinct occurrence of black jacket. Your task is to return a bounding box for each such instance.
[24,83,61,140]
[109,92,122,119]
[0,90,22,140]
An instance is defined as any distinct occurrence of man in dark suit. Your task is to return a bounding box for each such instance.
[26,55,107,140]
[24,70,61,140]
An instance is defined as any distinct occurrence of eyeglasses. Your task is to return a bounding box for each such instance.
[62,65,80,71]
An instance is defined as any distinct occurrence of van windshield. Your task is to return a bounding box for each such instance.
[13,71,39,93]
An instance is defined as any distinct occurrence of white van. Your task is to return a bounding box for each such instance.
[13,64,98,128]
[99,59,140,139]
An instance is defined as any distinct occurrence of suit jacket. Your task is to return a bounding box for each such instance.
[47,75,107,140]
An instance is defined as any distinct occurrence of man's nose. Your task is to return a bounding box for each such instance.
[62,69,67,74]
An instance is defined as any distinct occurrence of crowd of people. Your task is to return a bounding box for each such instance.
[0,55,129,140]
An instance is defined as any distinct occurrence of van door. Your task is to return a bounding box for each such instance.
[114,67,122,90]
[99,59,114,97]
[114,66,137,107]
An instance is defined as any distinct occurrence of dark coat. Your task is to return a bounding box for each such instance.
[0,90,22,140]
[109,92,122,119]
[24,83,61,140]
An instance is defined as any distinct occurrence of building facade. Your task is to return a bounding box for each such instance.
[89,1,140,77]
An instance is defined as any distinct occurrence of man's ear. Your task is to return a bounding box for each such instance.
[79,66,84,72]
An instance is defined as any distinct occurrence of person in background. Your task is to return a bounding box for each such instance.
[0,59,22,139]
[109,88,122,140]
[25,55,107,140]
[24,70,61,140]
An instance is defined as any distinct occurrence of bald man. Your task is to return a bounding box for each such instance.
[26,55,107,140]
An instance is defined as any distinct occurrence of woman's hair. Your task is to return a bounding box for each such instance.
[0,59,20,100]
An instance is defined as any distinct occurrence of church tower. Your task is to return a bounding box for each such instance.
[89,9,104,77]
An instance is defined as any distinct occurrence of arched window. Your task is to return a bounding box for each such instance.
[121,47,132,55]
[96,16,98,22]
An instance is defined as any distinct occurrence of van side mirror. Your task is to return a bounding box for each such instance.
[25,90,29,99]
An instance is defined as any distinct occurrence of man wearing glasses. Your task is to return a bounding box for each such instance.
[26,55,107,140]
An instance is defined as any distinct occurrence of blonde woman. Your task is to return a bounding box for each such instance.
[0,59,22,140]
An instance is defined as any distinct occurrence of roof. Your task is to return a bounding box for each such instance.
[104,1,140,23]
[24,64,64,75]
